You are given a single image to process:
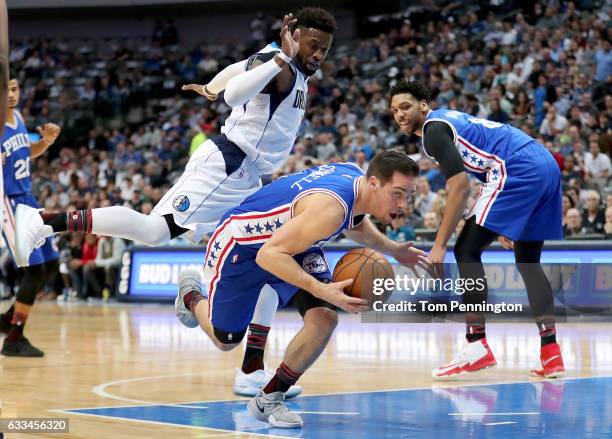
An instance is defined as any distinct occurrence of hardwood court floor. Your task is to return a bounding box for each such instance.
[0,301,611,438]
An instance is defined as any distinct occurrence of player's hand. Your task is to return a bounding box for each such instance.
[37,123,61,145]
[391,242,434,277]
[427,243,447,278]
[498,236,514,250]
[318,279,369,314]
[181,83,218,101]
[280,13,299,59]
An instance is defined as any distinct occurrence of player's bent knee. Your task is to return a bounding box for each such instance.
[212,326,246,351]
[304,307,338,334]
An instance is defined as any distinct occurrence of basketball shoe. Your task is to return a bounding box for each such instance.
[175,269,204,328]
[234,368,303,399]
[248,391,303,428]
[432,338,497,379]
[531,342,565,378]
[15,204,52,267]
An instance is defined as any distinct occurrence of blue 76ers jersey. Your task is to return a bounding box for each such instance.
[422,109,538,182]
[214,163,365,251]
[2,110,32,195]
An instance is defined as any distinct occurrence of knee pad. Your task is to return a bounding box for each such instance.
[213,326,247,346]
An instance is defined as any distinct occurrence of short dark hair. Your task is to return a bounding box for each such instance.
[292,7,337,35]
[389,80,431,103]
[8,68,17,81]
[366,150,419,183]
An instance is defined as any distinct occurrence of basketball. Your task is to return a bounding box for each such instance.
[332,248,395,307]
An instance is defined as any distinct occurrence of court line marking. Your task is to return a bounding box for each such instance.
[449,412,539,416]
[49,374,612,437]
[53,372,612,412]
[484,422,517,426]
[293,411,359,415]
[90,371,232,409]
[48,409,297,439]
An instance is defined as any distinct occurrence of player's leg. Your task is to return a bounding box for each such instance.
[249,290,338,428]
[514,240,565,377]
[1,262,46,356]
[234,285,282,395]
[515,154,564,377]
[432,217,498,379]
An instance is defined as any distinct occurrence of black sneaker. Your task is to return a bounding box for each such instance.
[0,316,11,335]
[1,336,44,357]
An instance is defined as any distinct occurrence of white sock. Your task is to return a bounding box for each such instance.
[91,207,171,246]
[251,284,279,327]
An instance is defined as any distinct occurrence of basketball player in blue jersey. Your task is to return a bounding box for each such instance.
[0,69,61,356]
[15,8,335,392]
[174,151,429,428]
[0,0,9,232]
[390,80,565,379]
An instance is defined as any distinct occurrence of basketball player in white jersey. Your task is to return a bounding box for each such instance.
[15,7,336,396]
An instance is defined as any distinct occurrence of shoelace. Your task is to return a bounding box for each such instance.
[31,227,50,249]
[447,345,469,365]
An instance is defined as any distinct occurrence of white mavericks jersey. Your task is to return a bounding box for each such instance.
[222,42,309,175]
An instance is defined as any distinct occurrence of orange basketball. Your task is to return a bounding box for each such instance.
[332,248,395,308]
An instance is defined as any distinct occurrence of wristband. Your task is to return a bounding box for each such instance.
[276,51,293,65]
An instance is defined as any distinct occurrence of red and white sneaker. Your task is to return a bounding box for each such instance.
[432,338,497,380]
[531,343,565,378]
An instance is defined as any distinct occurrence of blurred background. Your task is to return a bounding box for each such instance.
[1,0,610,302]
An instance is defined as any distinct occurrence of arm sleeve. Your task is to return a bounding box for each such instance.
[423,121,465,179]
[205,59,249,95]
[224,53,283,107]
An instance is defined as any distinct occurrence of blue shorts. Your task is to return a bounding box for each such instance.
[2,193,59,267]
[203,227,332,333]
[465,143,563,241]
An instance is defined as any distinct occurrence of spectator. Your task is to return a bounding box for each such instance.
[604,207,612,238]
[539,105,568,138]
[563,208,586,238]
[414,177,437,217]
[423,212,440,229]
[584,140,611,191]
[487,98,510,124]
[582,190,606,234]
[95,236,126,300]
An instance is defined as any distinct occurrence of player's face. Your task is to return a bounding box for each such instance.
[390,93,428,135]
[7,79,19,109]
[370,172,416,224]
[296,28,333,76]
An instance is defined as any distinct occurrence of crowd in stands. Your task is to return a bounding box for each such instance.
[2,1,611,299]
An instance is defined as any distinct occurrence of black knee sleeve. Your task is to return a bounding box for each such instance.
[453,218,498,320]
[514,241,555,319]
[213,326,247,345]
[16,264,46,305]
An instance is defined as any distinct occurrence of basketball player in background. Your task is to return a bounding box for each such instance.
[0,0,9,234]
[390,80,565,379]
[0,69,61,356]
[16,8,336,392]
[175,152,429,428]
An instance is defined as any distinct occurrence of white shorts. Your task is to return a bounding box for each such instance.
[153,135,262,243]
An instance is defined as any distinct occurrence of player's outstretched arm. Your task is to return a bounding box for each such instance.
[423,122,470,264]
[343,217,431,273]
[0,0,8,138]
[31,123,61,158]
[256,193,368,313]
[182,59,248,100]
[223,13,298,107]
